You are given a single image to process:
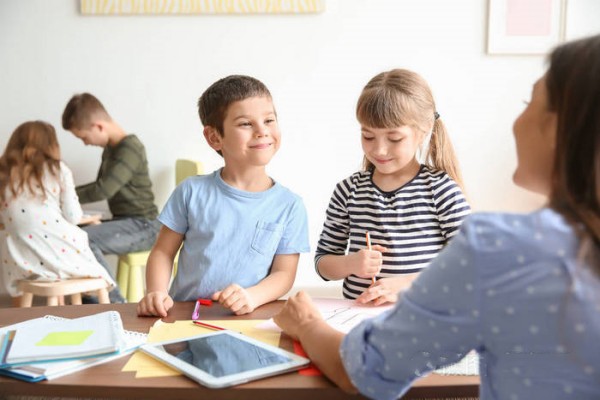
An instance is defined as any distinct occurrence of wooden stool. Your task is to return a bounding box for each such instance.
[17,278,110,307]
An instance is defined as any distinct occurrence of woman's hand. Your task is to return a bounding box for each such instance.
[274,292,358,394]
[273,291,323,340]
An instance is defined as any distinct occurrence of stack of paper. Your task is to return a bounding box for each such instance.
[0,312,146,382]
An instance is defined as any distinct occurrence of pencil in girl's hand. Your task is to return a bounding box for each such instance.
[366,231,376,284]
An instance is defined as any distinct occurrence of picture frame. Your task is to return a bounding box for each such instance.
[80,0,326,15]
[487,0,566,55]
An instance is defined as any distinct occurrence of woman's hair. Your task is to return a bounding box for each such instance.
[0,121,61,203]
[356,69,464,190]
[546,34,600,272]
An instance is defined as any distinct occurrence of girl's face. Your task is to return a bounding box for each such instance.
[512,76,557,196]
[361,125,424,176]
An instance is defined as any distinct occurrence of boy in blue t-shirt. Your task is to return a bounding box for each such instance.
[137,75,310,317]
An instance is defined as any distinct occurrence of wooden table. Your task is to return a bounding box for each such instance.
[0,302,479,399]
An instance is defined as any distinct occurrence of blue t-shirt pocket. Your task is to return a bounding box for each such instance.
[251,221,284,257]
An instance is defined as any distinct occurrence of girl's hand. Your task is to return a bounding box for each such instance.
[348,244,386,279]
[273,291,323,340]
[137,291,174,317]
[212,284,256,315]
[355,276,411,305]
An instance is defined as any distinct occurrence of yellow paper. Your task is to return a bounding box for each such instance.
[122,320,280,378]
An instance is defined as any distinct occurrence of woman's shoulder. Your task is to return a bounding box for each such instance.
[459,208,574,250]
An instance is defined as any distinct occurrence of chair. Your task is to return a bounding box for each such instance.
[116,159,203,303]
[176,159,203,185]
[17,278,110,307]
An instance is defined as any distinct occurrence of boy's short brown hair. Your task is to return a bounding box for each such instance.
[197,75,272,136]
[62,93,110,130]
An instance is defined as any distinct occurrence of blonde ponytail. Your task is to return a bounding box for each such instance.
[425,117,465,192]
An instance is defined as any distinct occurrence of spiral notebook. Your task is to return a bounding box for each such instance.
[0,314,147,382]
[2,311,126,366]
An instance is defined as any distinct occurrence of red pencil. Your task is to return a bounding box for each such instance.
[192,320,226,331]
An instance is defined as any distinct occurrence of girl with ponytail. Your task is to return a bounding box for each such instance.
[315,69,470,304]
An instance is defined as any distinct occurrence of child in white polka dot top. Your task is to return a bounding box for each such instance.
[275,34,600,400]
[0,121,115,302]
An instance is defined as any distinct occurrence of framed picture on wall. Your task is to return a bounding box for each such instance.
[80,0,325,14]
[487,0,566,55]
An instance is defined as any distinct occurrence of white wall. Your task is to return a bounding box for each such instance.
[1,0,599,297]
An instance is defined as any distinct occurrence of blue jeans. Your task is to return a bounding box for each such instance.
[82,217,161,303]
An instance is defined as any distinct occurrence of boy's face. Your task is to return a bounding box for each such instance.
[207,96,280,167]
[70,123,109,147]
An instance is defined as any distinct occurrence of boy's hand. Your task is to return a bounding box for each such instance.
[347,245,386,279]
[212,284,256,315]
[137,291,174,317]
[355,276,410,306]
[273,291,323,340]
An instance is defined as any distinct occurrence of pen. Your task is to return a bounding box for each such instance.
[192,298,213,320]
[192,320,226,331]
[366,231,376,284]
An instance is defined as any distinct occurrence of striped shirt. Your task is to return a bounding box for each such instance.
[315,165,470,299]
[76,134,158,220]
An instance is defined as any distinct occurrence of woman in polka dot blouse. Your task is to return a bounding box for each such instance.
[0,121,115,302]
[274,35,600,400]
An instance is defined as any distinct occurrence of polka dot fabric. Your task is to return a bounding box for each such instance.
[340,209,600,400]
[0,162,115,296]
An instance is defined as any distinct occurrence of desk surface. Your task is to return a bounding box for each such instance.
[0,302,479,399]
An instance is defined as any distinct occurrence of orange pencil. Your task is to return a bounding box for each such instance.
[366,231,376,284]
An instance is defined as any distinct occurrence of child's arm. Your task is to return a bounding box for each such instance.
[273,292,357,393]
[137,226,183,317]
[76,141,143,203]
[316,244,386,281]
[212,253,299,316]
[58,163,84,225]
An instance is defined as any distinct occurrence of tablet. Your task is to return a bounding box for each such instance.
[139,330,310,388]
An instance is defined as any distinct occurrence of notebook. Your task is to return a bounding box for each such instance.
[0,315,147,382]
[1,311,126,367]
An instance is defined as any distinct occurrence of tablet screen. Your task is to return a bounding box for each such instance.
[160,334,292,378]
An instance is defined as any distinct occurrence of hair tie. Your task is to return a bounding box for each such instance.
[434,111,440,120]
